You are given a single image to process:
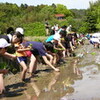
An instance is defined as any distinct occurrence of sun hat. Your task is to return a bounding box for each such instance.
[15,27,24,35]
[0,39,11,48]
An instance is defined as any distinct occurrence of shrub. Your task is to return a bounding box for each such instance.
[23,22,46,36]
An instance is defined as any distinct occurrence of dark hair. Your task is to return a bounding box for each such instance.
[14,31,24,43]
[7,27,14,34]
[59,30,66,37]
[14,31,24,37]
[61,25,67,29]
[43,42,54,52]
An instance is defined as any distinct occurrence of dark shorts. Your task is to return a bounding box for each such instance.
[63,42,70,49]
[90,40,94,44]
[17,57,27,64]
[65,43,70,49]
[90,40,98,45]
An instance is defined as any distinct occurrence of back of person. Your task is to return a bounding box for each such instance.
[46,35,54,42]
[0,35,10,43]
[90,37,100,44]
[64,34,72,48]
[22,41,47,56]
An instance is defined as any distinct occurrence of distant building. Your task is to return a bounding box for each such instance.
[55,14,65,20]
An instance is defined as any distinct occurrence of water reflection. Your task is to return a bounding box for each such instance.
[24,72,60,100]
[72,58,82,76]
[60,58,83,100]
[37,59,83,100]
[24,80,40,100]
[24,90,38,100]
[45,72,60,92]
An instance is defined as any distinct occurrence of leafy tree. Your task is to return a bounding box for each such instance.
[23,22,45,36]
[85,0,100,32]
[55,4,72,17]
[70,9,86,18]
[1,2,99,35]
[40,5,55,20]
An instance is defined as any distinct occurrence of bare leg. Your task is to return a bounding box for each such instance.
[46,54,53,64]
[53,54,59,65]
[0,74,5,94]
[28,55,36,76]
[42,56,59,72]
[66,49,70,57]
[53,55,57,65]
[46,29,49,36]
[62,50,66,58]
[32,60,37,74]
[19,61,27,81]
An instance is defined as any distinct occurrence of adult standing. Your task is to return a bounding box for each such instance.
[45,19,50,36]
[66,25,72,34]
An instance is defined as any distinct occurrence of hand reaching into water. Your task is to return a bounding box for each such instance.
[54,68,60,72]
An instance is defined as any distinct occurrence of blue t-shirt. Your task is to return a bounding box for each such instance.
[22,41,46,56]
[46,35,54,42]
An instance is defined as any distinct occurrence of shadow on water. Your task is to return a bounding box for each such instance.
[0,82,27,100]
[34,68,53,74]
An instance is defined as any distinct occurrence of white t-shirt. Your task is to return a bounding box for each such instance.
[90,38,100,43]
[0,38,11,48]
[92,33,100,38]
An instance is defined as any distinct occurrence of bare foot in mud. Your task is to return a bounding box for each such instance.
[26,72,38,80]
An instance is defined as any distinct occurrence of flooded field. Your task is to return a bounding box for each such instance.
[0,41,100,100]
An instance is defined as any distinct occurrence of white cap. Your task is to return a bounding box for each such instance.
[0,39,11,48]
[15,27,24,35]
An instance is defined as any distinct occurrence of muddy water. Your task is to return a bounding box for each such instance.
[1,41,100,100]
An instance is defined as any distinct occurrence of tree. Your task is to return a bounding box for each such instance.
[85,0,100,32]
[40,5,55,20]
[55,4,72,17]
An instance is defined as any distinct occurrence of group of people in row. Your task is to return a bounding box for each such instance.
[44,19,72,36]
[0,25,82,95]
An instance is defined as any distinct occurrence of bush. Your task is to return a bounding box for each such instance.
[0,56,20,74]
[23,22,46,36]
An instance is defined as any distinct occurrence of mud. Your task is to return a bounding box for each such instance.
[0,40,100,100]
